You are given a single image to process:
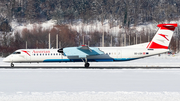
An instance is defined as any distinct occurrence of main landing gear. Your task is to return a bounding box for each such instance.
[82,58,90,68]
[85,62,90,68]
[11,63,14,67]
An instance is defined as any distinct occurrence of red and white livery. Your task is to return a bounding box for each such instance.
[147,24,177,49]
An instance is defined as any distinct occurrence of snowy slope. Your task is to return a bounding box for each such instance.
[10,20,57,35]
[9,19,180,40]
[69,19,180,36]
[8,19,158,36]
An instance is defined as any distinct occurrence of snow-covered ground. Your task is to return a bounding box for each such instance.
[0,54,180,101]
[0,69,180,101]
[0,91,180,101]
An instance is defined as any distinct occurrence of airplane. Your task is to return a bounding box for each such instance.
[3,23,178,68]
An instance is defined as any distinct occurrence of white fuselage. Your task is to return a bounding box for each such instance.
[3,46,169,63]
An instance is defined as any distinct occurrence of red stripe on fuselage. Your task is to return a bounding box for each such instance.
[22,50,31,56]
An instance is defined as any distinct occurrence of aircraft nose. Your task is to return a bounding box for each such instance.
[3,58,10,62]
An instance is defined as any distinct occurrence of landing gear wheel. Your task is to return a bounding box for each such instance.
[11,63,14,67]
[85,63,90,68]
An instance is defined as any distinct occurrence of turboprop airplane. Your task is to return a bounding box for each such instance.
[3,23,178,67]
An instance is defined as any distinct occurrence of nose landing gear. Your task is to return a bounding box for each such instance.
[11,63,14,67]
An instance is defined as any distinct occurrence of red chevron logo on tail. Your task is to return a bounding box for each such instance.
[158,34,169,41]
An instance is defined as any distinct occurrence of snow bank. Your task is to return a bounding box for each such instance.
[9,19,180,37]
[0,92,180,101]
[69,19,180,36]
[135,23,158,31]
[10,20,57,35]
[69,20,158,35]
[70,20,124,35]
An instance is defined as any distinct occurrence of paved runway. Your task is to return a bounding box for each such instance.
[0,68,180,93]
[0,66,180,69]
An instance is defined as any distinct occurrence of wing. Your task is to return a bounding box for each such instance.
[63,45,104,58]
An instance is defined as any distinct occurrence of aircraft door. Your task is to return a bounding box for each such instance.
[10,55,14,62]
[26,53,31,62]
[62,54,67,62]
[61,53,63,62]
[117,50,121,58]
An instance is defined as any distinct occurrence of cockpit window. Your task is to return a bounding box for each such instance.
[17,52,21,54]
[13,52,21,54]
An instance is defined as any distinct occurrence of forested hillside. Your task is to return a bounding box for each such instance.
[0,0,180,56]
[1,0,180,26]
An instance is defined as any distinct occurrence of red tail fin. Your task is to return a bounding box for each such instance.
[147,24,177,49]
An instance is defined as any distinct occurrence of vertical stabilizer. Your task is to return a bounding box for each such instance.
[147,24,178,49]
